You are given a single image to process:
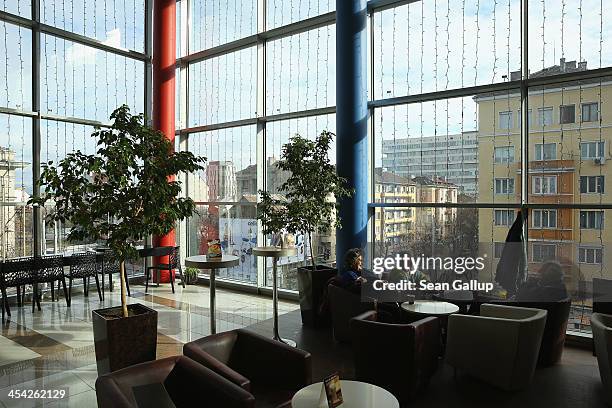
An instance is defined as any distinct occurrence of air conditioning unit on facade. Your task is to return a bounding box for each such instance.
[594,157,606,165]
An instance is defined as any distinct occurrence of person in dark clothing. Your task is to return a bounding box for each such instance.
[495,210,527,297]
[515,261,568,302]
[338,248,367,293]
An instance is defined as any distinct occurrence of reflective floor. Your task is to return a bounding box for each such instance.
[0,281,299,407]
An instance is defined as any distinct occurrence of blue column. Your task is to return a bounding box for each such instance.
[336,0,368,271]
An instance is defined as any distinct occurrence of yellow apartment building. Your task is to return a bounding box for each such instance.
[476,59,611,296]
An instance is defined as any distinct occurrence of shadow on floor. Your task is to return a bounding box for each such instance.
[246,310,608,408]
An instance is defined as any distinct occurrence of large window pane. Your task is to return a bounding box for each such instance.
[266,0,334,30]
[41,34,145,122]
[188,47,256,127]
[266,114,336,194]
[528,0,612,74]
[0,114,33,259]
[1,1,31,18]
[373,0,521,100]
[187,204,258,285]
[266,25,336,115]
[190,0,257,52]
[528,80,610,205]
[41,0,146,52]
[375,93,518,201]
[40,119,97,254]
[186,126,256,203]
[0,21,32,111]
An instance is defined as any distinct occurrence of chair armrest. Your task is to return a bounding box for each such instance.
[183,342,251,391]
[165,356,255,408]
[480,303,543,320]
[235,329,312,390]
[95,376,134,408]
[411,316,440,377]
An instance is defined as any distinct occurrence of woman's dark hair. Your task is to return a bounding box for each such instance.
[344,248,363,271]
[539,261,564,285]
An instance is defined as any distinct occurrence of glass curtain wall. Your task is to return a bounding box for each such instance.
[179,0,336,290]
[3,1,610,335]
[0,0,150,259]
[370,0,612,336]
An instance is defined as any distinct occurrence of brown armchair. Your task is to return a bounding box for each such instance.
[95,355,255,408]
[328,283,375,342]
[350,310,440,402]
[183,329,312,408]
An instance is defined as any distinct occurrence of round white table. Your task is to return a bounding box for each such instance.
[291,380,399,408]
[184,255,239,334]
[401,300,459,317]
[252,247,297,346]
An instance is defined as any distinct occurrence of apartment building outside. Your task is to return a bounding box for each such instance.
[476,59,610,323]
[381,132,479,196]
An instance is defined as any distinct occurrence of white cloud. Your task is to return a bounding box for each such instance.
[66,28,122,65]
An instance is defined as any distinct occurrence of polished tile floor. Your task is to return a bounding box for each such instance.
[0,281,299,407]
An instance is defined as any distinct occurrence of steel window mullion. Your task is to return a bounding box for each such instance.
[38,23,149,61]
[368,9,376,263]
[179,34,259,65]
[31,0,41,257]
[261,106,336,123]
[0,107,37,118]
[367,0,422,13]
[259,11,335,41]
[40,113,111,128]
[179,118,258,134]
[369,203,612,210]
[0,10,34,28]
[370,82,521,108]
[256,0,267,288]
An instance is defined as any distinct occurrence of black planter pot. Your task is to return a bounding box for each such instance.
[297,265,337,327]
[92,303,158,376]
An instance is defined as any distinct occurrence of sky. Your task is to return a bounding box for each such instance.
[0,0,611,193]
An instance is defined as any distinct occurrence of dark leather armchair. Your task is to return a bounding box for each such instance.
[95,355,255,408]
[183,329,312,408]
[350,310,440,402]
[328,283,375,342]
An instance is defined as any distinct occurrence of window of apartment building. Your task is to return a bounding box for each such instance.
[559,104,575,124]
[580,210,604,229]
[518,109,532,128]
[494,146,514,163]
[499,111,513,130]
[578,247,603,265]
[582,102,599,122]
[580,175,605,193]
[537,107,554,126]
[495,178,514,194]
[535,143,556,160]
[532,243,556,262]
[580,141,605,159]
[532,175,557,194]
[494,242,505,258]
[532,209,557,228]
[494,210,514,226]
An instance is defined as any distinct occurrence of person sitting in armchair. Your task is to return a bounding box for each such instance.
[515,261,568,302]
[338,248,368,293]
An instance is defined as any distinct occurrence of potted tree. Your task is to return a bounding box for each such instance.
[30,105,206,375]
[258,131,352,326]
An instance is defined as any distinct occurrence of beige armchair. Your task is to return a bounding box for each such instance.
[591,313,612,405]
[445,303,547,391]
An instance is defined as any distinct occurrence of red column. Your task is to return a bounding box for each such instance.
[152,0,176,283]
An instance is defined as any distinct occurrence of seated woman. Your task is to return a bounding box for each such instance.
[515,261,568,302]
[338,248,367,293]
